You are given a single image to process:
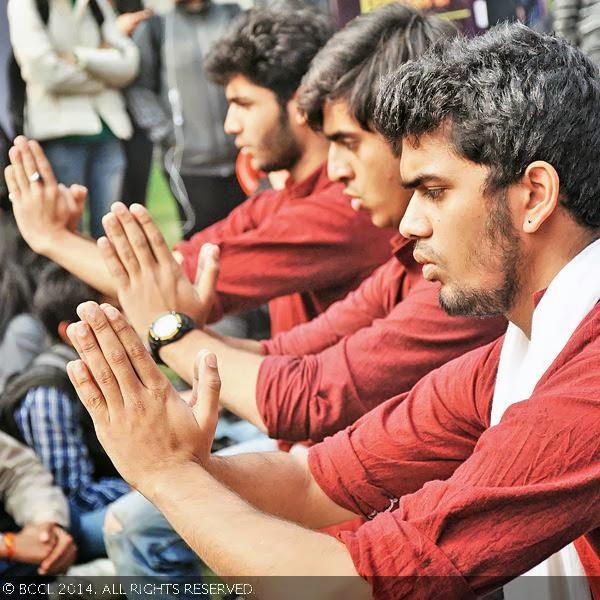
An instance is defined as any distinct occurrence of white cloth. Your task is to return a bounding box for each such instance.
[492,238,600,600]
[7,0,138,140]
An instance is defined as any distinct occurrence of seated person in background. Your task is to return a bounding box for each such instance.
[0,264,129,563]
[67,23,600,599]
[6,7,394,338]
[86,5,506,583]
[0,226,46,392]
[0,430,76,576]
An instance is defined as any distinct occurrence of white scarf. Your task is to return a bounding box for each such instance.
[491,238,600,600]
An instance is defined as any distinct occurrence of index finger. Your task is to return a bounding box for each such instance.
[28,139,58,188]
[14,136,46,189]
[130,203,175,266]
[77,302,144,405]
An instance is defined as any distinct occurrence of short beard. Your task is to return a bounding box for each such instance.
[439,190,521,317]
[258,106,302,173]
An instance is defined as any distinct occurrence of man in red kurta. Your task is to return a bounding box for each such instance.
[6,8,392,336]
[66,22,600,600]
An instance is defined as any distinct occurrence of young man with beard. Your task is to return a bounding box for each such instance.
[73,4,504,581]
[6,7,393,338]
[65,23,600,599]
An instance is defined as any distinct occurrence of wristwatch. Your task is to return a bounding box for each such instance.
[148,312,196,365]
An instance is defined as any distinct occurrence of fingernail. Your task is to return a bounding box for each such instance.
[85,303,99,318]
[97,236,109,249]
[70,360,86,379]
[66,323,77,340]
[205,353,217,368]
[103,214,116,227]
[130,203,144,214]
[77,322,89,337]
[103,305,120,320]
[112,202,126,214]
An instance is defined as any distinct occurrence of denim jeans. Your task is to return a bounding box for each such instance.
[105,423,276,600]
[69,502,108,563]
[42,136,126,239]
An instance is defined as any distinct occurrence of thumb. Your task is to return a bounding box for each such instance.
[69,184,88,207]
[191,350,221,433]
[195,244,220,305]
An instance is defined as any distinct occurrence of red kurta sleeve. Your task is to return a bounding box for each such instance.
[257,275,506,442]
[309,313,600,599]
[261,257,398,357]
[174,173,393,323]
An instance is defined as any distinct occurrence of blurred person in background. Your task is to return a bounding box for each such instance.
[0,431,75,576]
[0,226,46,393]
[111,0,155,207]
[7,0,140,239]
[554,0,600,66]
[127,0,244,237]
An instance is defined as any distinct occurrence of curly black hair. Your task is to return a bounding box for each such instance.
[298,3,457,131]
[373,23,600,231]
[205,7,335,105]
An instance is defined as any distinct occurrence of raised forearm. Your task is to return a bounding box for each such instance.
[159,330,266,430]
[206,452,355,529]
[147,461,367,598]
[42,231,116,297]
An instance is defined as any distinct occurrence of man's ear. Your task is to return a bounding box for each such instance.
[58,321,72,346]
[287,94,307,126]
[519,161,560,233]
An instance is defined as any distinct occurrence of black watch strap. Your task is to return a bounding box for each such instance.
[148,312,196,365]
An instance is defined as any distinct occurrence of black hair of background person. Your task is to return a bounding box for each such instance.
[0,229,32,339]
[115,0,144,13]
[373,22,600,231]
[298,3,458,132]
[32,263,101,344]
[204,7,336,107]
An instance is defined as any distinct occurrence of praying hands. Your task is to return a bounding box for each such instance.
[5,136,88,252]
[99,203,219,338]
[65,301,220,496]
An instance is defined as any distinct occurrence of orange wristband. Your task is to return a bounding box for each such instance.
[2,532,16,561]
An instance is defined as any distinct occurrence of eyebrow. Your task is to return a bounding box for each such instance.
[323,130,358,143]
[226,95,251,104]
[401,173,450,189]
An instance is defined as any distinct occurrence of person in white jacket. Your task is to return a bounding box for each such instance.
[7,0,139,238]
[0,431,75,576]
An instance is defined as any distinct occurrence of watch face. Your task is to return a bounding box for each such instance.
[152,313,181,341]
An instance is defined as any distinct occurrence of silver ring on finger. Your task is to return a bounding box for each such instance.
[28,171,42,184]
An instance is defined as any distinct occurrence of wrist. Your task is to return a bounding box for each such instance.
[145,460,207,504]
[0,532,17,561]
[34,228,72,257]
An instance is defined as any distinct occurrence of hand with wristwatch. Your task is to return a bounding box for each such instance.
[148,312,197,365]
